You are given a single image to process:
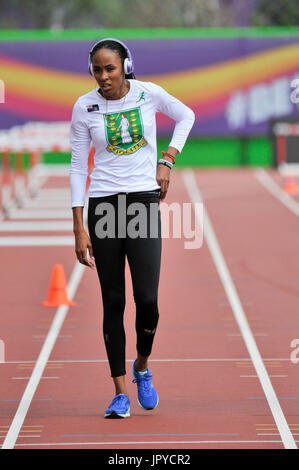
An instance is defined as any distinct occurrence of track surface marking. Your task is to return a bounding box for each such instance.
[1,169,299,449]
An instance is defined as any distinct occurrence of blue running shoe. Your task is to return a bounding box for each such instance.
[132,359,159,410]
[104,394,130,419]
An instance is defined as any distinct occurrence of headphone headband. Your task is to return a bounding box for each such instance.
[88,37,134,77]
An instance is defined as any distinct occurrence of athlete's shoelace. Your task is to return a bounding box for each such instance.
[132,373,153,396]
[109,395,128,409]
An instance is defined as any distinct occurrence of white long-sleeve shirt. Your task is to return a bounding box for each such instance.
[70,79,195,207]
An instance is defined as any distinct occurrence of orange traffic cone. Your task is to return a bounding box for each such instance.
[43,264,75,307]
[282,174,298,195]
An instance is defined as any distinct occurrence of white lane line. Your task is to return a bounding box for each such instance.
[7,209,72,219]
[1,261,85,450]
[240,375,288,378]
[277,163,299,176]
[227,334,268,337]
[37,165,70,176]
[2,357,294,364]
[36,193,70,198]
[37,188,70,193]
[27,196,71,201]
[22,201,71,208]
[4,435,41,438]
[0,236,74,246]
[0,221,73,232]
[182,169,297,450]
[32,335,72,338]
[12,377,60,380]
[258,433,299,436]
[11,440,283,447]
[255,168,299,217]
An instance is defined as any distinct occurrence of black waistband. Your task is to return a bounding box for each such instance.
[88,190,161,207]
[90,189,160,199]
[119,190,160,196]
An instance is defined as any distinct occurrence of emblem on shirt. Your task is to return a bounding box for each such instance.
[104,107,147,155]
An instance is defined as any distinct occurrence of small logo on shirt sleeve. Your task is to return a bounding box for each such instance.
[87,104,99,112]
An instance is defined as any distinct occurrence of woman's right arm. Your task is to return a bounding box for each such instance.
[70,101,95,269]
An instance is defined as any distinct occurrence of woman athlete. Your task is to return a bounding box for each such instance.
[70,38,195,418]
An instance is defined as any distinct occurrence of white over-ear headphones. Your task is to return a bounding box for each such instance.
[88,37,134,77]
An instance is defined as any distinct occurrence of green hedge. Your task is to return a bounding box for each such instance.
[0,137,272,168]
[1,27,299,41]
[40,137,272,167]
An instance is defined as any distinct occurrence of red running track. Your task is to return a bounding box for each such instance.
[0,167,299,449]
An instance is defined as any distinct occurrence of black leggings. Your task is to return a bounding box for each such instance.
[87,189,162,377]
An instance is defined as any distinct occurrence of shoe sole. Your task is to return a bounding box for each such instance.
[104,407,130,419]
[137,394,159,411]
[132,361,159,410]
